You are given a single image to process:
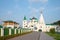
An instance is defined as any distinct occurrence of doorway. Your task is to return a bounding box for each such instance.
[38,29,42,32]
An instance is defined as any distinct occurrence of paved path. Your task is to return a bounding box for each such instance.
[8,32,54,40]
[8,32,40,40]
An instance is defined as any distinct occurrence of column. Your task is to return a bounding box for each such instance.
[1,28,4,36]
[9,28,11,35]
[14,29,16,34]
[18,29,20,34]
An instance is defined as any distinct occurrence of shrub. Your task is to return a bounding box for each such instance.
[50,28,55,33]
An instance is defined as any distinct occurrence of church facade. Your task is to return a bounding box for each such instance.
[23,12,57,32]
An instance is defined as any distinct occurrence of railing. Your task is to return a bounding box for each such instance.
[0,27,32,37]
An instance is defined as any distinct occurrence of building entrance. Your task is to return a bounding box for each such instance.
[38,29,42,32]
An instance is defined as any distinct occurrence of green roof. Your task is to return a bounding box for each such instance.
[35,18,38,20]
[30,18,32,20]
[30,17,38,20]
[0,25,3,28]
[24,16,27,20]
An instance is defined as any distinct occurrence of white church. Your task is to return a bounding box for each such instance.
[23,11,57,32]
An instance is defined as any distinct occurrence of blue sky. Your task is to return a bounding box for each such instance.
[0,0,60,24]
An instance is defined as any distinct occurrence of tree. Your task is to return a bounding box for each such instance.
[50,28,55,33]
[52,20,60,26]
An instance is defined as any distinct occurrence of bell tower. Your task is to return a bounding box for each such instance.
[23,16,28,28]
[39,11,46,32]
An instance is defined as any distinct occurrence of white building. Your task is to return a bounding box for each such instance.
[23,12,57,32]
[23,16,28,28]
[55,25,60,32]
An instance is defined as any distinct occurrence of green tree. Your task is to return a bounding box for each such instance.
[52,20,60,26]
[50,28,55,33]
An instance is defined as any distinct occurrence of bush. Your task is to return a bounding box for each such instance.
[50,28,55,33]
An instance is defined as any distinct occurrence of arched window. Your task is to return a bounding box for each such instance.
[25,26,27,27]
[31,25,33,27]
[38,29,42,32]
[34,27,37,30]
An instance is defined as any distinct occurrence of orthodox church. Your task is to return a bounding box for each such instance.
[23,11,56,32]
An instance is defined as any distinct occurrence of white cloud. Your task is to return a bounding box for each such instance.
[29,0,40,3]
[14,0,19,2]
[55,7,60,10]
[28,0,48,3]
[14,0,19,9]
[29,7,45,14]
[28,6,32,9]
[39,7,45,12]
[0,19,3,24]
[50,7,60,11]
[15,5,19,9]
[30,8,38,14]
[40,0,48,3]
[7,11,12,15]
[3,11,13,19]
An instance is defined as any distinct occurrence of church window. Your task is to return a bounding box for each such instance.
[34,27,37,30]
[25,26,27,27]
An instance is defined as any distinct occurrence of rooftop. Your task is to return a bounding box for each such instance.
[3,20,19,24]
[24,16,27,20]
[30,17,38,20]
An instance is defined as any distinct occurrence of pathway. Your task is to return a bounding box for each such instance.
[8,32,55,40]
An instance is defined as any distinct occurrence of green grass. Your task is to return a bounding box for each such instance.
[46,32,60,40]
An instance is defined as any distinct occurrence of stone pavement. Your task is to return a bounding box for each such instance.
[8,32,55,40]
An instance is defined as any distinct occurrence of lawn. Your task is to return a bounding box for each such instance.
[46,32,60,40]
